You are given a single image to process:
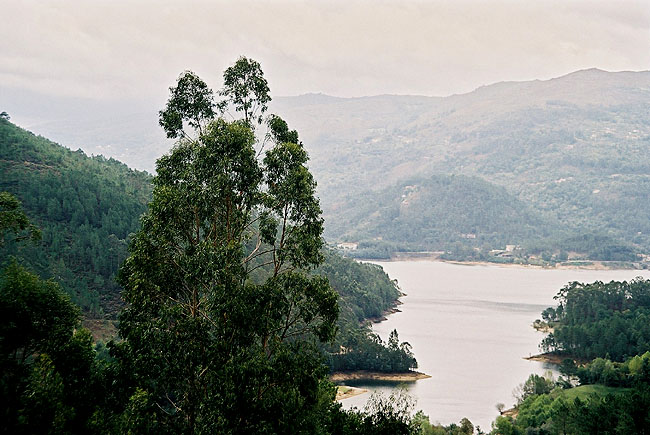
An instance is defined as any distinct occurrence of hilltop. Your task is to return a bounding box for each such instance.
[7,69,650,261]
[272,69,650,261]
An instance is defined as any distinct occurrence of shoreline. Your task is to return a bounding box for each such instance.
[365,293,405,324]
[335,386,368,401]
[524,352,566,365]
[501,407,518,419]
[524,352,588,366]
[330,370,431,382]
[367,255,646,271]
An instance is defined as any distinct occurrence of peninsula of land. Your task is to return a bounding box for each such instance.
[331,370,431,382]
[335,386,368,401]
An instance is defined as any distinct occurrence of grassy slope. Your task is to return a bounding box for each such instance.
[559,384,630,401]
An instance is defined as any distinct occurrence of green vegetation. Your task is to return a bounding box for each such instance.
[0,262,100,434]
[116,62,340,431]
[559,384,629,400]
[539,278,650,361]
[317,250,400,322]
[316,250,418,373]
[327,329,417,373]
[0,59,425,433]
[0,99,416,375]
[493,278,650,433]
[563,351,650,389]
[0,194,106,433]
[329,175,553,259]
[0,117,152,314]
[413,411,475,435]
[0,191,41,246]
[329,173,645,264]
[491,375,649,434]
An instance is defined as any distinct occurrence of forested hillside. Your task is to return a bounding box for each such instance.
[271,69,650,261]
[0,117,152,315]
[20,69,650,261]
[0,115,403,311]
[316,249,400,322]
[0,59,426,434]
[491,279,650,433]
[539,278,650,361]
[329,174,557,258]
[0,117,410,372]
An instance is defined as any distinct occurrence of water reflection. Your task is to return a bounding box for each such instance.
[340,261,648,430]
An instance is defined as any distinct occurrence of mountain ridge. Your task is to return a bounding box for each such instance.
[272,69,650,260]
[278,68,650,101]
[4,69,649,260]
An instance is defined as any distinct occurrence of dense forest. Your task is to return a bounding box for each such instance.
[0,118,152,314]
[316,249,400,322]
[331,174,554,259]
[0,59,433,433]
[539,278,650,361]
[0,111,416,374]
[492,371,650,434]
[333,174,642,265]
[492,279,650,433]
[316,250,418,373]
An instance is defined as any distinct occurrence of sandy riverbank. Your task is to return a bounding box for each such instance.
[335,386,368,401]
[376,256,645,271]
[440,259,643,271]
[331,370,431,382]
[501,407,518,419]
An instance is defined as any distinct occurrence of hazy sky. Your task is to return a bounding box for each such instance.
[2,0,649,105]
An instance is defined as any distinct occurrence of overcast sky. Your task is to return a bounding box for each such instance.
[1,0,649,105]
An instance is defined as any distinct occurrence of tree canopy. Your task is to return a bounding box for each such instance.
[0,59,425,434]
[0,196,98,434]
[0,118,152,315]
[221,56,271,125]
[0,191,40,246]
[158,70,217,139]
[117,59,340,433]
[540,278,650,361]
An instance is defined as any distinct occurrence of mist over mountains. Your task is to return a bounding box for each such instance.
[276,69,650,260]
[7,68,650,260]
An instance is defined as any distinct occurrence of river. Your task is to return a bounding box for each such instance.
[340,260,648,431]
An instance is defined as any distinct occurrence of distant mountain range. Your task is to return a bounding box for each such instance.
[6,68,650,261]
[272,69,650,261]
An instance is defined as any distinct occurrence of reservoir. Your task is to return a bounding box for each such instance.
[340,260,648,431]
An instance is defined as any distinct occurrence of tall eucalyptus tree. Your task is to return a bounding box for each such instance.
[117,58,338,433]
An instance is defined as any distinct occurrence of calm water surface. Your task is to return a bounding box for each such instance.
[340,260,648,431]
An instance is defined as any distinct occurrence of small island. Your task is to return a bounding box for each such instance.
[331,370,431,382]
